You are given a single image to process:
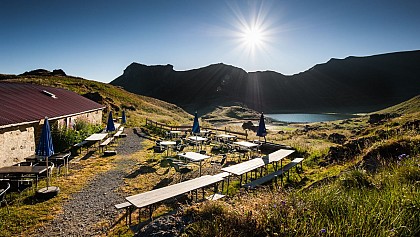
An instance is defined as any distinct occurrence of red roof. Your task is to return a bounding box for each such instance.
[0,82,105,128]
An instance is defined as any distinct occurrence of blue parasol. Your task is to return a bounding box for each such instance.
[192,111,200,134]
[256,113,267,142]
[121,110,127,124]
[36,117,54,188]
[106,111,116,132]
[36,117,54,157]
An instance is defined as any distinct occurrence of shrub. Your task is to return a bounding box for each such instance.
[52,119,102,152]
[340,168,373,189]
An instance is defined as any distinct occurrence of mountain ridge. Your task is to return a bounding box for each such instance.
[111,50,420,114]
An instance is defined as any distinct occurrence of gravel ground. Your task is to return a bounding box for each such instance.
[33,128,143,237]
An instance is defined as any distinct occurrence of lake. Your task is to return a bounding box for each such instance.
[266,113,358,123]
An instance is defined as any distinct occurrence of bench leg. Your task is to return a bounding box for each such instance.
[221,180,225,194]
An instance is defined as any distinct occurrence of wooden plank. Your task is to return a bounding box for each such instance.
[265,149,295,163]
[115,202,131,209]
[126,175,223,209]
[243,158,304,189]
[85,133,108,141]
[100,137,113,147]
[74,140,88,147]
[212,172,230,179]
[221,158,265,176]
[114,131,123,137]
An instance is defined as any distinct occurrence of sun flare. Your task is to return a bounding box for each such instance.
[242,27,263,48]
[225,1,276,58]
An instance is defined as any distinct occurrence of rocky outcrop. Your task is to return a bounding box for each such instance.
[328,133,347,144]
[368,113,399,124]
[20,69,67,77]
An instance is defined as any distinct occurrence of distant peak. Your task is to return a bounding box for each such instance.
[128,62,174,69]
[20,69,66,77]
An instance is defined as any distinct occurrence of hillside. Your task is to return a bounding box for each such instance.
[111,50,420,114]
[0,72,192,126]
[376,94,420,115]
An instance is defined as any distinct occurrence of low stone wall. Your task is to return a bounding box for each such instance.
[0,125,35,167]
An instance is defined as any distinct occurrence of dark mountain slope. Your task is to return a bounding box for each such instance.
[111,50,420,113]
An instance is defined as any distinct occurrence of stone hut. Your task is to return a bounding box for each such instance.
[0,82,105,167]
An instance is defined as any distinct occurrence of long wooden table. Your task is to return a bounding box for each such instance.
[85,133,108,142]
[0,166,49,189]
[221,149,296,190]
[265,149,295,163]
[126,175,223,209]
[221,149,295,176]
[221,157,265,176]
[263,149,295,170]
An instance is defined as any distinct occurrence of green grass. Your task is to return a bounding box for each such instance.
[0,154,118,236]
[377,95,420,115]
[183,154,420,236]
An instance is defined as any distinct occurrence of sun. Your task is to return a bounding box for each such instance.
[225,1,275,57]
[242,26,263,48]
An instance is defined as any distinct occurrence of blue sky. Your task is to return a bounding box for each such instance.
[1,0,419,82]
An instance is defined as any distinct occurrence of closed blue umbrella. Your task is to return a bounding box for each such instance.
[36,117,54,188]
[121,110,127,124]
[192,111,200,134]
[106,111,116,132]
[36,117,54,157]
[256,113,267,142]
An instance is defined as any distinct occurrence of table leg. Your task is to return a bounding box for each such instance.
[66,157,69,178]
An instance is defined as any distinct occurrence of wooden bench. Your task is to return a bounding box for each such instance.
[99,137,114,152]
[114,131,122,138]
[115,201,133,225]
[243,158,304,189]
[73,140,88,154]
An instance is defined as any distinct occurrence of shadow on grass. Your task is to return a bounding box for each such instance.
[80,150,96,160]
[125,165,157,179]
[153,177,174,190]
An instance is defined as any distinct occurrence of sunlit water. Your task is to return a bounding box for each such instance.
[266,113,358,123]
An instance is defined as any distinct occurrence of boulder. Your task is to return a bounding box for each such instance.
[328,133,346,144]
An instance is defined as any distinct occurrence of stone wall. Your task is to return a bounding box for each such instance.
[56,110,103,129]
[0,125,35,167]
[0,109,103,168]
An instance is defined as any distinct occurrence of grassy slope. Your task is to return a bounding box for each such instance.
[376,95,420,114]
[180,97,420,236]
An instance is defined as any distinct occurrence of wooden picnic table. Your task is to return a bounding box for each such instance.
[85,133,108,141]
[84,133,108,150]
[263,149,295,170]
[126,175,223,209]
[25,152,71,177]
[161,141,176,156]
[233,141,259,148]
[265,149,295,162]
[178,151,210,176]
[187,136,207,150]
[221,157,265,176]
[0,166,49,189]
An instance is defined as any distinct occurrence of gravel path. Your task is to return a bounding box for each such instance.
[33,128,143,236]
